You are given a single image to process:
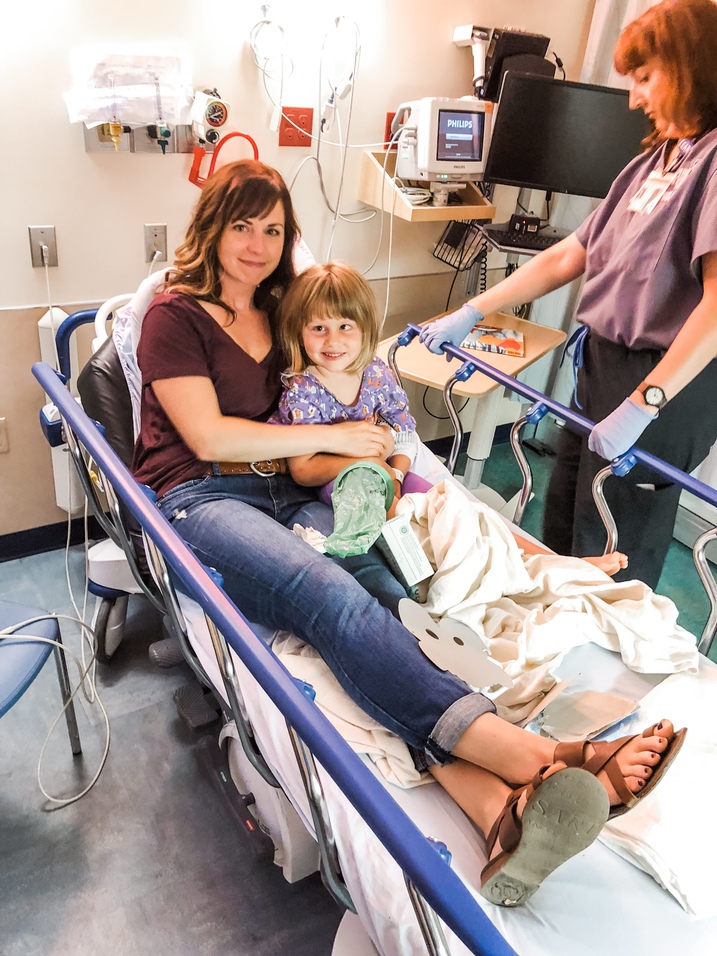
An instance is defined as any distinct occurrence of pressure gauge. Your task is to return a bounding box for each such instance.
[191,90,230,143]
[205,101,228,128]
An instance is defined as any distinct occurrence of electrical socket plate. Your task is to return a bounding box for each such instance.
[29,226,58,268]
[278,107,313,147]
[0,418,9,454]
[144,224,168,263]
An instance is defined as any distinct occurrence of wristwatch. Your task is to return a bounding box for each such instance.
[638,382,667,410]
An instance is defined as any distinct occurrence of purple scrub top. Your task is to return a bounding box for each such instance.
[574,127,717,350]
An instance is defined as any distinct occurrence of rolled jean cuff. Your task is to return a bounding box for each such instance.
[424,692,497,766]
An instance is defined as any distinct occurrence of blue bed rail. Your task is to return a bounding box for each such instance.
[396,323,717,510]
[55,309,98,382]
[32,360,517,956]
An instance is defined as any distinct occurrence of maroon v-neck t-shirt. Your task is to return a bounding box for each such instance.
[132,292,285,499]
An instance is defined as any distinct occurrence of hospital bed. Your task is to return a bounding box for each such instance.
[34,306,717,955]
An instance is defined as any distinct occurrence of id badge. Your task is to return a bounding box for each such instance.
[627,170,676,214]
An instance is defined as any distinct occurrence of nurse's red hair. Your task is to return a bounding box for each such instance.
[614,0,717,145]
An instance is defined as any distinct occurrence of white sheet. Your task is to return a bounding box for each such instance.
[599,662,717,918]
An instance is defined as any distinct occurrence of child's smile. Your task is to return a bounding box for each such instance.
[302,315,363,375]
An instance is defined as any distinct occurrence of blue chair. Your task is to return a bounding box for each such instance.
[0,600,82,756]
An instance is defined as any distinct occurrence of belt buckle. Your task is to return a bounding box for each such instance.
[250,460,276,477]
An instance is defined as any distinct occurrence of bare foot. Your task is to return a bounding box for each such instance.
[583,551,629,576]
[557,719,674,810]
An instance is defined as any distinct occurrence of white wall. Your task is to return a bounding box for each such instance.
[0,0,596,536]
[0,0,595,308]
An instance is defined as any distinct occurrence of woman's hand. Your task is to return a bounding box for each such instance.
[588,397,656,460]
[419,304,484,357]
[327,420,395,459]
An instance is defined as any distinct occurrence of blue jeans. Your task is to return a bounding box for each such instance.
[159,473,495,760]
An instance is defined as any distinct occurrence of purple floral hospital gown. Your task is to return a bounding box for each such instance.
[271,357,417,462]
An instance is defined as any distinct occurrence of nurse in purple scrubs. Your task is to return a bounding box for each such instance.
[420,0,717,589]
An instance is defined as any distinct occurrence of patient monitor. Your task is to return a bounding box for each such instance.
[394,96,491,202]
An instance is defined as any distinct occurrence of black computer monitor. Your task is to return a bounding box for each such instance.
[484,72,651,200]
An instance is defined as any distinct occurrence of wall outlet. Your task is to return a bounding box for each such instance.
[0,418,9,454]
[144,223,168,263]
[29,226,58,268]
[278,107,313,147]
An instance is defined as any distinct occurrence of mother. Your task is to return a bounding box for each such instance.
[131,158,678,905]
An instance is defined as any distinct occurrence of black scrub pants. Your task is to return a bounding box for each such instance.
[543,331,717,590]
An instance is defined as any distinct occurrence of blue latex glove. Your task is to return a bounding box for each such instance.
[419,303,484,358]
[588,397,656,460]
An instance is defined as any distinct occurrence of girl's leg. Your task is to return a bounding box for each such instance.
[289,497,408,615]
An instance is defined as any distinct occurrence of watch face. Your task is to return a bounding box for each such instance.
[644,385,666,407]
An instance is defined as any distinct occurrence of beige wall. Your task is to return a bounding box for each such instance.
[0,0,595,537]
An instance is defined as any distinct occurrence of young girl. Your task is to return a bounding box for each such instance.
[271,261,419,516]
[274,261,628,575]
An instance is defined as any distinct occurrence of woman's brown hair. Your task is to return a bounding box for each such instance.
[614,0,717,147]
[280,262,379,375]
[164,160,299,322]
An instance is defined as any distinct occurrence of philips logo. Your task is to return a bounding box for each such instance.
[447,119,472,128]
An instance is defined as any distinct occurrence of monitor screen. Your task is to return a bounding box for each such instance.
[484,73,650,199]
[436,109,485,162]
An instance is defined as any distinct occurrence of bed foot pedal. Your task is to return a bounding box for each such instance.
[149,636,186,668]
[195,735,275,864]
[173,682,220,729]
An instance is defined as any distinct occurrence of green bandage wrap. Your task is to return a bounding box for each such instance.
[323,463,394,558]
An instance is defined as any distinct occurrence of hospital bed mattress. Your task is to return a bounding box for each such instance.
[181,449,717,956]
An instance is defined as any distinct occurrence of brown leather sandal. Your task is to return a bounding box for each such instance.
[480,766,609,907]
[554,721,687,820]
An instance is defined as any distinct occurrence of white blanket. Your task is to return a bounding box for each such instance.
[273,632,431,789]
[400,482,698,722]
[598,664,717,918]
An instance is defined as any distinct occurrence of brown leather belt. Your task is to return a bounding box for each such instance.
[204,458,290,477]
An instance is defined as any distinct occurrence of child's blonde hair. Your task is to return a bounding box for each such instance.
[280,261,379,374]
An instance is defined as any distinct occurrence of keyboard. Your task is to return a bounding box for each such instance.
[482,224,570,252]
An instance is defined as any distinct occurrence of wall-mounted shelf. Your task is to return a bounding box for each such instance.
[358,151,496,223]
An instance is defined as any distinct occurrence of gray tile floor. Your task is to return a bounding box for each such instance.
[0,548,342,956]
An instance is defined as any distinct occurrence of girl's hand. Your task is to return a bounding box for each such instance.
[376,425,396,459]
[327,420,393,459]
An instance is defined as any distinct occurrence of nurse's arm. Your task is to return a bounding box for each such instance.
[628,250,717,410]
[151,377,390,462]
[464,232,587,316]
